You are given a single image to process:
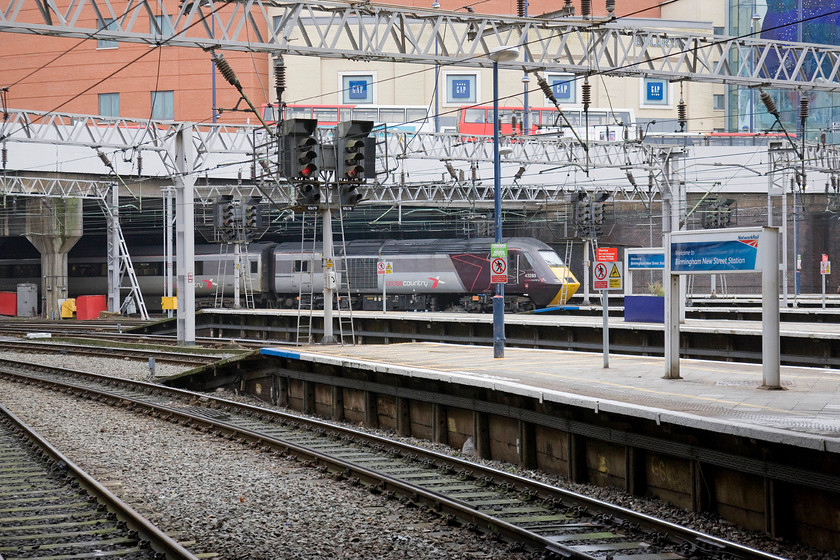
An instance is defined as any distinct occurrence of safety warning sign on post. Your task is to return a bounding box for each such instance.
[491,257,508,284]
[593,261,623,290]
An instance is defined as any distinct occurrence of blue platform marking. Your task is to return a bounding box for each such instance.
[534,306,580,314]
[261,348,301,360]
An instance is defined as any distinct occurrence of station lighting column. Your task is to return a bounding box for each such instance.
[489,46,519,359]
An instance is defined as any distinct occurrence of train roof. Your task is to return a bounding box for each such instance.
[272,237,553,256]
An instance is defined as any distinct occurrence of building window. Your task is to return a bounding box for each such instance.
[713,94,725,111]
[641,78,670,107]
[339,73,375,104]
[713,26,725,36]
[544,73,576,104]
[151,90,175,120]
[151,15,173,36]
[443,73,478,104]
[98,93,120,117]
[97,18,118,49]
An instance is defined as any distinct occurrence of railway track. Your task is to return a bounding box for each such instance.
[0,358,787,560]
[0,403,197,559]
[0,339,235,367]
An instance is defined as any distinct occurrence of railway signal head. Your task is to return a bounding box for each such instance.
[243,197,261,229]
[338,183,363,209]
[297,183,322,210]
[214,197,235,229]
[336,120,375,182]
[280,118,320,181]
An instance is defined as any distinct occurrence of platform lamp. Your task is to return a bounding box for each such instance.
[489,45,519,359]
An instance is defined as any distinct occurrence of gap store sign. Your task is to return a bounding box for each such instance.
[671,230,763,273]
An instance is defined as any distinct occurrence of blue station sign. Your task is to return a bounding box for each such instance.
[671,231,761,273]
[627,252,665,270]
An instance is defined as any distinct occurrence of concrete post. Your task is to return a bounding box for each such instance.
[174,125,196,345]
[25,197,82,319]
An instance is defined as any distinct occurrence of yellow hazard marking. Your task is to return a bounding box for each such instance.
[609,264,621,278]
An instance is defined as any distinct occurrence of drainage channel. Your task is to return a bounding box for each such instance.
[0,358,787,560]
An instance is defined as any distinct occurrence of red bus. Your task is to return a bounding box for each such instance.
[261,103,433,133]
[456,105,637,140]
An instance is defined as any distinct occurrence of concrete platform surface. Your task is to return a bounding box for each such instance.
[262,342,840,452]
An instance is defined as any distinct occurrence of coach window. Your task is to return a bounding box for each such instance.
[464,108,486,123]
[544,73,576,104]
[312,107,338,122]
[250,261,258,274]
[444,73,478,105]
[379,108,405,124]
[339,73,375,104]
[353,108,378,121]
[194,261,203,275]
[135,262,162,276]
[287,106,310,119]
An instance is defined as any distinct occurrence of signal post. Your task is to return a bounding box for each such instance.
[281,118,375,344]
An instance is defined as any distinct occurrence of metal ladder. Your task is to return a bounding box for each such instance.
[98,199,149,320]
[559,239,575,305]
[241,246,256,309]
[333,206,355,345]
[296,211,317,345]
[214,243,229,309]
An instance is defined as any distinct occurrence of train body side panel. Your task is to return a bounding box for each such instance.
[378,254,466,295]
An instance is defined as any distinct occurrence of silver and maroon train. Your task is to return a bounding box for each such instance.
[0,237,580,313]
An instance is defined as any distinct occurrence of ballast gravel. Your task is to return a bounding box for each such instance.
[0,349,836,560]
[0,351,537,560]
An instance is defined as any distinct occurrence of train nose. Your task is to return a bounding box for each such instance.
[546,267,580,306]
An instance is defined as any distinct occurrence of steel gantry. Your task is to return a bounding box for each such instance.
[1,0,840,91]
[0,107,682,205]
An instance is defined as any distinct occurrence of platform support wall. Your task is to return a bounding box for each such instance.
[396,397,411,436]
[518,420,537,469]
[331,386,344,422]
[764,478,778,537]
[302,380,315,415]
[474,411,490,459]
[276,375,289,407]
[433,403,448,445]
[691,461,711,513]
[568,433,587,483]
[625,446,645,496]
[365,391,379,428]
